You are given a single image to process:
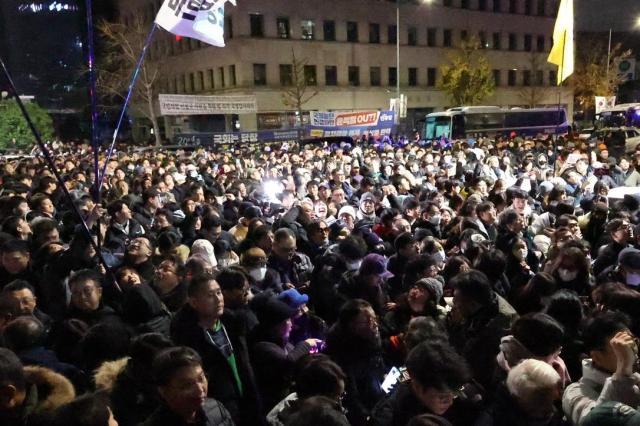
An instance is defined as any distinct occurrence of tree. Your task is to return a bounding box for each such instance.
[281,49,318,126]
[97,16,162,146]
[438,36,495,106]
[0,100,54,149]
[518,51,547,108]
[572,35,630,116]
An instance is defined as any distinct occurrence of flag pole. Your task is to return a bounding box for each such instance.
[554,29,566,177]
[98,23,157,192]
[0,56,121,293]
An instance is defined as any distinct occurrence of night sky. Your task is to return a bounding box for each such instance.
[577,0,640,31]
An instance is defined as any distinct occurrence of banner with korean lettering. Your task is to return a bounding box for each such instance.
[155,0,236,47]
[173,130,302,146]
[159,94,257,115]
[308,110,396,138]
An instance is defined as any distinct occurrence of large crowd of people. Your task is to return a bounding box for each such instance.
[0,132,640,426]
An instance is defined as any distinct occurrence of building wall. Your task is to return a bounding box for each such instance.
[117,0,573,136]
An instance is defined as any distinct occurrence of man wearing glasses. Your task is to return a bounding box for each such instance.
[264,228,313,293]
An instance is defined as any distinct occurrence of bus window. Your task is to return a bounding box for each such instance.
[425,116,452,139]
[452,115,465,139]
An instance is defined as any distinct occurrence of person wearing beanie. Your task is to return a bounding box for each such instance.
[357,192,377,222]
[278,288,328,345]
[338,205,357,232]
[250,295,322,412]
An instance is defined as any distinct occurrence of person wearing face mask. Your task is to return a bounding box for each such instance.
[598,247,640,289]
[414,202,442,239]
[549,246,592,295]
[240,247,270,293]
[503,238,534,294]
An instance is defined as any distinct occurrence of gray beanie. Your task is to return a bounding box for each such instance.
[414,278,443,304]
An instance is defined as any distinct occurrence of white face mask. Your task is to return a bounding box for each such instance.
[433,250,446,264]
[346,260,362,271]
[249,266,267,282]
[626,272,640,287]
[558,268,578,282]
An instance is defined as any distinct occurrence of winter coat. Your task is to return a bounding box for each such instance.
[170,305,261,425]
[447,296,517,392]
[141,399,235,426]
[562,359,640,426]
[1,366,76,426]
[121,283,171,336]
[324,325,387,426]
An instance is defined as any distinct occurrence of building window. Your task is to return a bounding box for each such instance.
[461,30,468,42]
[524,34,532,51]
[325,66,338,85]
[523,70,531,86]
[461,0,469,8]
[427,28,437,47]
[188,73,194,92]
[479,31,488,48]
[208,69,214,89]
[408,68,418,86]
[537,35,545,52]
[549,70,557,85]
[427,67,436,86]
[479,0,488,10]
[537,0,546,15]
[536,70,544,86]
[197,71,204,91]
[277,17,290,39]
[494,0,502,12]
[493,69,501,86]
[225,17,233,39]
[389,67,397,86]
[304,65,317,85]
[388,25,397,44]
[250,14,264,37]
[408,27,418,46]
[253,64,266,86]
[301,20,315,40]
[369,23,380,43]
[443,29,452,47]
[444,0,452,6]
[348,66,360,86]
[370,67,381,86]
[508,69,516,86]
[508,33,517,50]
[493,32,501,49]
[229,65,236,86]
[524,0,532,15]
[280,64,293,86]
[347,21,359,42]
[323,20,336,41]
[219,67,225,87]
[509,0,517,13]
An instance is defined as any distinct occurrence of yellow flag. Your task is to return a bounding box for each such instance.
[547,0,574,85]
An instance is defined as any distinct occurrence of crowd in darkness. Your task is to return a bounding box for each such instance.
[1,134,640,426]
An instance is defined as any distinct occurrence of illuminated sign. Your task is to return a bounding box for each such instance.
[17,2,80,13]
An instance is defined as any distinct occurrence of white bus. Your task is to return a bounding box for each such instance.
[595,103,640,129]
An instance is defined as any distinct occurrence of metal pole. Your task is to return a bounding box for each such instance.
[606,28,612,80]
[396,0,400,105]
[0,56,121,293]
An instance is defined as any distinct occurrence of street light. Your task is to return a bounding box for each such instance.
[395,0,433,117]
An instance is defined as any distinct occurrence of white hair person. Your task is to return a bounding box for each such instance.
[507,359,561,420]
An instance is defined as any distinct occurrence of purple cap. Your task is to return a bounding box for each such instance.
[360,253,394,279]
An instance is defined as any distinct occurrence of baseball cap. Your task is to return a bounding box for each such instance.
[277,289,309,309]
[618,247,640,270]
[359,253,393,279]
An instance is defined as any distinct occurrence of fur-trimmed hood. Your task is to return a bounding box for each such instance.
[23,365,76,413]
[93,357,129,391]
